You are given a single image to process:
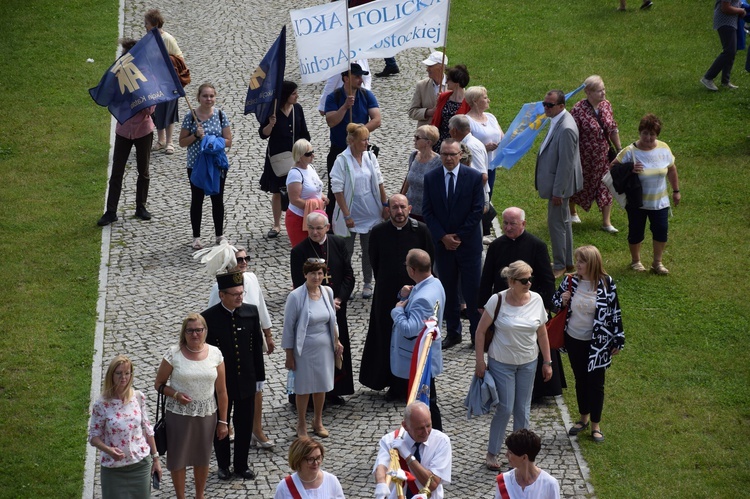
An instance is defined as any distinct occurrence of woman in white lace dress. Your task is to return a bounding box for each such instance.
[154,313,229,499]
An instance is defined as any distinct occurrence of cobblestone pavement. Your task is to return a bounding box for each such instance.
[85,0,594,497]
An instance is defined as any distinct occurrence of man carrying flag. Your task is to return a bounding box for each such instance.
[390,249,445,431]
[89,31,185,226]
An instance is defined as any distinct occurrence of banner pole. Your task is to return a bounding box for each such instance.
[439,0,452,93]
[184,94,197,123]
[345,1,353,124]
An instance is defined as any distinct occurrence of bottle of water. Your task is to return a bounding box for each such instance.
[286,370,295,395]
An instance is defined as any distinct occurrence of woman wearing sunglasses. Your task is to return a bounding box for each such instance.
[286,139,327,247]
[474,260,552,471]
[207,246,275,449]
[552,245,624,443]
[273,437,344,498]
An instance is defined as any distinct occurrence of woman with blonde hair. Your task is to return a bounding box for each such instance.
[330,123,388,299]
[401,124,441,221]
[88,355,162,498]
[285,139,327,247]
[474,260,552,470]
[154,313,228,499]
[273,437,345,498]
[553,245,624,443]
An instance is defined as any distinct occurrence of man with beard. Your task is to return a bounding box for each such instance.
[290,210,355,405]
[360,194,433,401]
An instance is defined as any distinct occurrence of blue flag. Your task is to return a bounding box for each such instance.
[245,26,286,124]
[491,84,585,170]
[89,28,185,125]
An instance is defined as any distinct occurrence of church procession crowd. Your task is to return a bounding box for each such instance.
[87,1,691,497]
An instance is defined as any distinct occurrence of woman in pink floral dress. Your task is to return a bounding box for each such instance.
[88,355,162,498]
[569,75,622,233]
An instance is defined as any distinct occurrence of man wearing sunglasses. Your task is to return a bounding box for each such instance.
[535,90,583,279]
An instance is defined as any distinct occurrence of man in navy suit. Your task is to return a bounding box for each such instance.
[391,249,446,429]
[422,138,485,350]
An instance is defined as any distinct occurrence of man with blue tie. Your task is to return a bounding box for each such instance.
[422,138,485,349]
[535,90,583,278]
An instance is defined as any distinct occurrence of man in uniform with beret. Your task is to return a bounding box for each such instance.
[203,271,265,481]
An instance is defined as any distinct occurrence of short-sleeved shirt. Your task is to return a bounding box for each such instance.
[163,344,223,417]
[615,140,674,210]
[88,390,154,468]
[485,290,547,365]
[714,0,741,30]
[181,109,230,170]
[161,30,183,57]
[324,88,379,148]
[468,113,504,167]
[286,166,324,216]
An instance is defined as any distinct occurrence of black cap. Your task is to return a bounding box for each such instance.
[216,271,244,290]
[342,63,369,78]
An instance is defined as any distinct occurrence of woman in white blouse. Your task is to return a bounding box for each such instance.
[330,123,388,299]
[286,139,327,247]
[474,261,552,471]
[207,246,276,449]
[154,313,228,499]
[89,355,162,498]
[273,437,345,498]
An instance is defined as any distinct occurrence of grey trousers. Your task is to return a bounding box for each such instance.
[547,198,574,269]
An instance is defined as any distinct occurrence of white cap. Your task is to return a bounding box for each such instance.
[422,51,447,67]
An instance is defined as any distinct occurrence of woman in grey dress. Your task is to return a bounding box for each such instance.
[282,259,343,439]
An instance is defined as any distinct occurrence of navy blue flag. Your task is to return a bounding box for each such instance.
[245,26,286,124]
[89,28,185,124]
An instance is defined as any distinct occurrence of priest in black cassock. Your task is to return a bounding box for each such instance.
[290,210,355,404]
[478,206,566,399]
[360,194,434,400]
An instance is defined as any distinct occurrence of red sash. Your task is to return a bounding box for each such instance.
[393,428,420,496]
[496,473,510,499]
[285,475,303,499]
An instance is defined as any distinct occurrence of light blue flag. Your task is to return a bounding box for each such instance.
[491,84,585,170]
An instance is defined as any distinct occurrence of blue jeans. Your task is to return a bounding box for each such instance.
[486,357,537,455]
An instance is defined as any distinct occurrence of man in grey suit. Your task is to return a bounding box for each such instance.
[390,249,446,430]
[535,90,583,278]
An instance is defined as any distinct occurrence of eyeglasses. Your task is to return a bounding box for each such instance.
[186,328,205,335]
[303,151,315,157]
[307,258,326,264]
[440,152,460,157]
[414,136,427,141]
[223,291,244,298]
[304,455,323,465]
[514,277,534,285]
[542,102,559,109]
[236,256,250,264]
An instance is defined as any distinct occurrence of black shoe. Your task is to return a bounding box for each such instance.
[217,468,232,480]
[384,388,406,403]
[441,336,462,350]
[97,212,118,226]
[375,66,400,77]
[326,395,346,405]
[236,468,256,480]
[135,206,152,220]
[460,308,469,320]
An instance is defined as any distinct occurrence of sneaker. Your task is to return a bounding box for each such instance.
[722,82,739,90]
[601,225,619,233]
[97,212,118,226]
[700,77,718,91]
[362,283,373,299]
[192,238,203,250]
[483,235,495,245]
[570,214,582,223]
[135,206,152,221]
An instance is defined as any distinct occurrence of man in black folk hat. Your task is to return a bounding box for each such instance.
[203,271,264,481]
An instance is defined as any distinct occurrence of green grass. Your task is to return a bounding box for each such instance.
[1,0,749,497]
[0,0,117,496]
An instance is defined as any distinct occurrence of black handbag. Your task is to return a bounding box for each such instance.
[153,384,168,455]
[483,293,503,353]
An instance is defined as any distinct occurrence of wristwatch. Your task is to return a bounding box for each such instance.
[406,455,417,465]
[542,361,552,366]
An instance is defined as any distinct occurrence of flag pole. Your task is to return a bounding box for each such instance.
[406,300,440,404]
[183,94,198,123]
[438,0,452,93]
[345,0,353,124]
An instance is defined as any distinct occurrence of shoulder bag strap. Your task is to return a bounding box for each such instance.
[497,473,511,499]
[285,475,303,499]
[493,292,503,322]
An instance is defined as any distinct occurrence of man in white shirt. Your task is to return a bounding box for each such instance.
[373,401,452,499]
